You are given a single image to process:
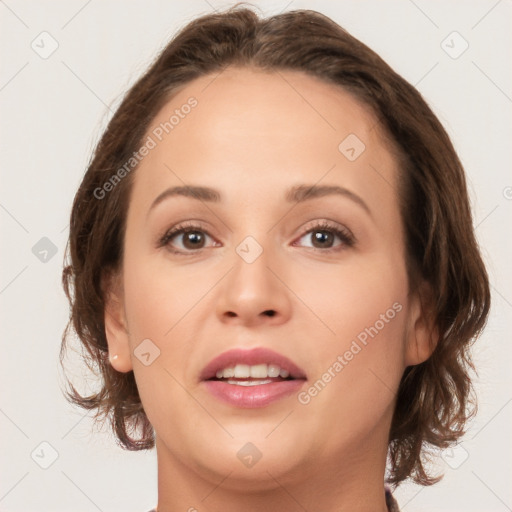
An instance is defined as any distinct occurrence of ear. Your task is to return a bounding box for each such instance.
[404,280,439,366]
[103,270,133,373]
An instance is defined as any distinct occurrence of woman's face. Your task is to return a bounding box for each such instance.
[106,67,431,489]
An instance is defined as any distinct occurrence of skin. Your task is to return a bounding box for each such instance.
[104,67,436,512]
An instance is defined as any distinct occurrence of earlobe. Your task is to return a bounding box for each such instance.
[103,272,133,373]
[404,281,439,366]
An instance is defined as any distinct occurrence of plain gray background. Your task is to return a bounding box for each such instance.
[1,1,511,511]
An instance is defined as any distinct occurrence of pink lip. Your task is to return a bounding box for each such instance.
[200,347,307,409]
[203,379,305,408]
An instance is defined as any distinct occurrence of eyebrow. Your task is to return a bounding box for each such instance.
[148,183,371,217]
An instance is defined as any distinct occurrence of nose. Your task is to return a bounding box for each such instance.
[216,242,292,327]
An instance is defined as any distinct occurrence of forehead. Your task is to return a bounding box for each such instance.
[149,66,383,151]
[132,66,399,211]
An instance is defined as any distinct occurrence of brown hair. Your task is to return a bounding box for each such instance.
[60,3,490,486]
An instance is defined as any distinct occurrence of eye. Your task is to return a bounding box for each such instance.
[294,221,355,252]
[158,220,355,255]
[158,222,217,254]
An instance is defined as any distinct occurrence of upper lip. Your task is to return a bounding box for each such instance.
[200,347,307,381]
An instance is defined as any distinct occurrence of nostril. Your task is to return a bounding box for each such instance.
[264,310,276,317]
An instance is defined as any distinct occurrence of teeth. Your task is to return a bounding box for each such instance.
[250,364,267,378]
[226,379,273,386]
[234,364,250,378]
[215,363,292,380]
[223,367,235,378]
[268,364,280,378]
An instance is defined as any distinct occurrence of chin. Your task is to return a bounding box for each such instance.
[199,456,304,493]
[174,433,308,490]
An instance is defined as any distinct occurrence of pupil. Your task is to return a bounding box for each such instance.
[314,230,332,247]
[185,231,203,248]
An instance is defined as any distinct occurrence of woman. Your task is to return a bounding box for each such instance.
[60,5,490,511]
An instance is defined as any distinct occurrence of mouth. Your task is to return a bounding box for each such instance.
[200,347,307,408]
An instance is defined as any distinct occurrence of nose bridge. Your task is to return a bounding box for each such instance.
[216,229,291,324]
[232,233,277,302]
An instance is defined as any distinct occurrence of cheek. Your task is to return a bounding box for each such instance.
[297,250,407,349]
[122,244,212,343]
[295,260,408,449]
[120,252,206,430]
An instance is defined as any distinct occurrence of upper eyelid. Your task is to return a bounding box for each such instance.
[163,219,348,237]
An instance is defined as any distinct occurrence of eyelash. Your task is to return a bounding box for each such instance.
[157,220,356,255]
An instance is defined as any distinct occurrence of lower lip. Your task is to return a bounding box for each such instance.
[203,379,306,408]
